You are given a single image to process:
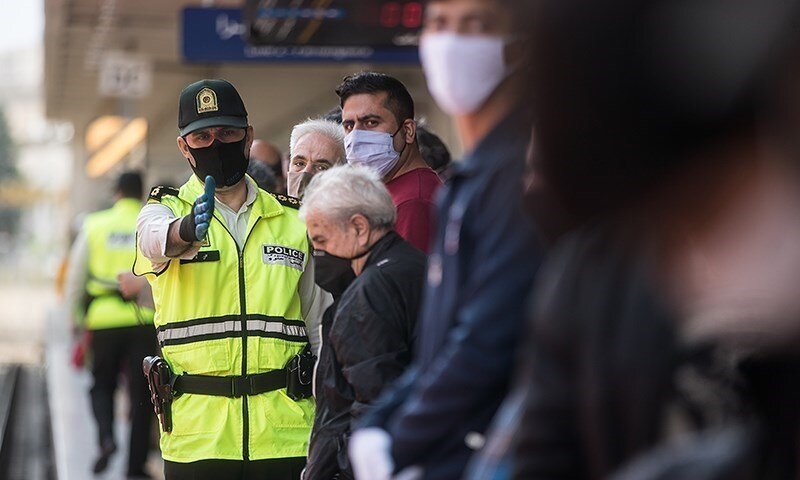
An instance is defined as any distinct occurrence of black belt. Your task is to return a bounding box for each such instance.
[173,369,286,398]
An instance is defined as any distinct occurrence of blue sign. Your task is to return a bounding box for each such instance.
[181,7,420,64]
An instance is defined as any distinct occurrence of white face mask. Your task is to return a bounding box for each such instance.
[345,128,404,178]
[420,32,511,116]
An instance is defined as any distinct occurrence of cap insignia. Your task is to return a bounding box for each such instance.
[196,87,219,114]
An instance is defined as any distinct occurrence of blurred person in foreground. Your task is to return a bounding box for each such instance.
[299,166,426,480]
[287,118,346,199]
[469,0,800,479]
[136,79,331,480]
[250,138,286,193]
[337,72,442,253]
[65,171,156,478]
[347,1,542,479]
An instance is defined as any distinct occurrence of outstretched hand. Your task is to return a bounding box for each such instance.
[178,175,216,243]
[193,176,216,240]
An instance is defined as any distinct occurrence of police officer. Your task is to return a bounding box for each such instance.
[65,171,156,478]
[136,79,331,480]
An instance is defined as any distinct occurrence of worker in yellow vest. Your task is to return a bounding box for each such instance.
[136,79,332,480]
[65,171,156,478]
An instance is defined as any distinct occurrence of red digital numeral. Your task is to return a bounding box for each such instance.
[402,2,423,29]
[380,2,402,28]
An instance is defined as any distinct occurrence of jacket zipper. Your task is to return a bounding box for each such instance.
[239,218,261,462]
[208,210,261,462]
[238,251,249,461]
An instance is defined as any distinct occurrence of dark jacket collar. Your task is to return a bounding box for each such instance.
[363,230,403,270]
[454,108,531,178]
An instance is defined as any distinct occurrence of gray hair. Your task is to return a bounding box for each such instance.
[289,118,346,164]
[299,165,396,230]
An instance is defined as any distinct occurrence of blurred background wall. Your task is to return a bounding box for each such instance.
[0,0,452,362]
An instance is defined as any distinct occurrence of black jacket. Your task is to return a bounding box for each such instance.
[305,231,426,480]
[481,221,800,480]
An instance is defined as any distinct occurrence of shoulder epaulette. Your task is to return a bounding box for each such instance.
[148,186,179,202]
[269,192,302,209]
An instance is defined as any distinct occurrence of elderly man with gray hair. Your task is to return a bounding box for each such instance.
[287,118,346,198]
[299,166,427,480]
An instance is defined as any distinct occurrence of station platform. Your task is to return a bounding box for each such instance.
[45,306,164,480]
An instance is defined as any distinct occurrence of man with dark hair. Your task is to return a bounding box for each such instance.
[416,125,452,177]
[321,106,342,124]
[250,139,286,194]
[117,171,143,198]
[336,72,442,253]
[65,170,156,478]
[336,72,415,126]
[246,159,279,192]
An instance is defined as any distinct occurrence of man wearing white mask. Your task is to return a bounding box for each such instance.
[337,72,442,253]
[348,1,541,479]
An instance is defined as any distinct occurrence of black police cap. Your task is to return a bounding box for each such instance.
[178,79,248,136]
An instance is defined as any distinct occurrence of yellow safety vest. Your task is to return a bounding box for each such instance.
[142,176,314,463]
[84,198,154,330]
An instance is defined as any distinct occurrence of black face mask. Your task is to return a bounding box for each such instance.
[313,250,357,298]
[187,138,250,187]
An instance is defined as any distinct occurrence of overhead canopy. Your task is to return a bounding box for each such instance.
[44,0,454,209]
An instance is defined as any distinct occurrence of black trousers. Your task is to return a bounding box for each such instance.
[164,458,306,480]
[89,325,156,474]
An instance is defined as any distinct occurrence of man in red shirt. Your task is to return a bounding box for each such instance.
[337,72,442,253]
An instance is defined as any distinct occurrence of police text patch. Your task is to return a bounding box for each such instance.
[107,232,135,249]
[262,245,305,271]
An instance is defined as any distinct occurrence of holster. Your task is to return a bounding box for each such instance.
[285,343,315,401]
[142,355,175,433]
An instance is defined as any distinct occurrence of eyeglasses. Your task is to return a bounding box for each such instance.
[184,127,246,149]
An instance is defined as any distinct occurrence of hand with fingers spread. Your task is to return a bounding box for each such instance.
[179,175,216,242]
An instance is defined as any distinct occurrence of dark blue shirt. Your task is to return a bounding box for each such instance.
[361,109,543,480]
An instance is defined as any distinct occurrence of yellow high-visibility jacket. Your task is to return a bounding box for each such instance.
[84,198,154,330]
[143,176,313,463]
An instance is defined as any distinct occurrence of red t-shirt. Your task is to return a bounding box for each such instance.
[386,167,443,253]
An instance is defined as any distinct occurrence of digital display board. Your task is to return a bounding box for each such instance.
[243,0,423,48]
[182,7,419,64]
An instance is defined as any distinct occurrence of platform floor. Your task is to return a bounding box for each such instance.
[46,306,164,480]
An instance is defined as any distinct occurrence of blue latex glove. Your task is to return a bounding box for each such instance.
[193,175,216,240]
[179,176,216,242]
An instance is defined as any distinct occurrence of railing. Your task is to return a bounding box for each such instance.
[0,365,55,480]
[0,365,21,477]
